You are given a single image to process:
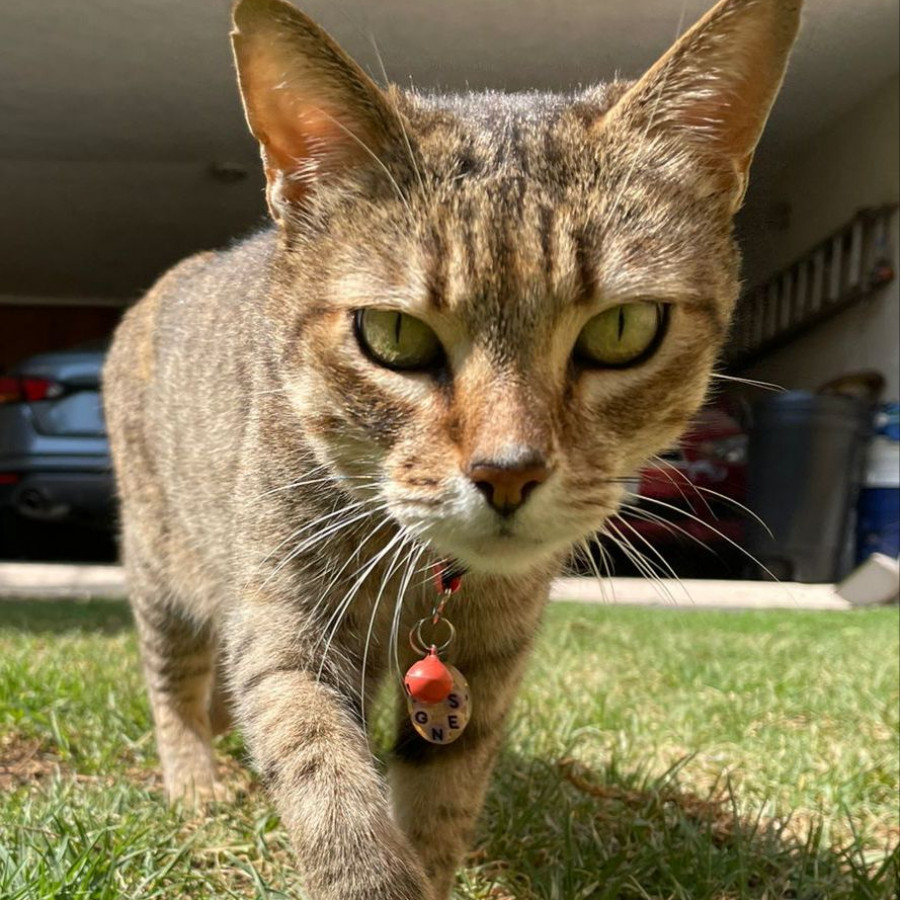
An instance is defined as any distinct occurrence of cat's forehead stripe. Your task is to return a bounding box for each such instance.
[571,227,598,306]
[424,221,448,312]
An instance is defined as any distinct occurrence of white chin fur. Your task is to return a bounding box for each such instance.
[429,534,573,577]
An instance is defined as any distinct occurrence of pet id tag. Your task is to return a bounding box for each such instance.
[403,563,470,745]
[405,651,470,745]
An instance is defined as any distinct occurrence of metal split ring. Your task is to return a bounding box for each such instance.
[409,616,456,655]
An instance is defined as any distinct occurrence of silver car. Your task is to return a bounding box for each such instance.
[0,341,113,548]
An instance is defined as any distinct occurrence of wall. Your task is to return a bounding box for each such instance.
[0,304,124,373]
[0,159,265,301]
[737,75,900,399]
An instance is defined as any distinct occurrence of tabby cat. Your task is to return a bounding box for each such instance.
[103,0,802,897]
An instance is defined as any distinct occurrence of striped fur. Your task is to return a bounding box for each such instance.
[103,1,801,897]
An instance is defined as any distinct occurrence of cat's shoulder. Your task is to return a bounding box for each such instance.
[108,228,277,382]
[154,228,277,301]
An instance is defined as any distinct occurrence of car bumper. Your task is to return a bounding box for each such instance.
[0,466,115,526]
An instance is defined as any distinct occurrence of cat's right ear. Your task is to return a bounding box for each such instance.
[231,0,405,225]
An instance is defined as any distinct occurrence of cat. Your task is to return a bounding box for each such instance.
[102,0,802,897]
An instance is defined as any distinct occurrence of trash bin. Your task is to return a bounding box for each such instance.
[746,391,872,583]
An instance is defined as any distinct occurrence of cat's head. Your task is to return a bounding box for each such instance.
[232,0,801,575]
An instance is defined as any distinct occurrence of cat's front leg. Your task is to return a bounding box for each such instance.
[226,600,434,900]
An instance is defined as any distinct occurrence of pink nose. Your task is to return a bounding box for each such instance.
[467,458,550,515]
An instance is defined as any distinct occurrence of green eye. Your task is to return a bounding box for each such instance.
[574,302,668,368]
[355,309,444,371]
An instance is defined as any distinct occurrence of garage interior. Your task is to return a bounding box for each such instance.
[1,0,898,577]
[2,0,897,384]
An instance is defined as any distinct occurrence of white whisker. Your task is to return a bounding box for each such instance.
[613,516,692,603]
[390,542,429,686]
[315,108,413,218]
[317,527,410,684]
[618,502,719,556]
[359,531,415,731]
[255,500,390,596]
[368,33,425,198]
[684,484,775,539]
[576,538,613,604]
[648,455,716,521]
[602,520,679,605]
[636,494,782,582]
[711,373,784,392]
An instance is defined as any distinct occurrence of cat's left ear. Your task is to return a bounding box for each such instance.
[605,0,803,210]
[231,0,406,225]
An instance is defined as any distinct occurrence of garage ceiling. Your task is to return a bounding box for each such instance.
[1,0,898,300]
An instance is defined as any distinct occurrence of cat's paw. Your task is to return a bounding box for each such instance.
[305,848,435,900]
[163,767,232,810]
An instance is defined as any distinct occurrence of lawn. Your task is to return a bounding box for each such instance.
[0,597,897,899]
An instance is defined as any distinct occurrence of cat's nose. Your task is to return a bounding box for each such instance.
[467,455,550,516]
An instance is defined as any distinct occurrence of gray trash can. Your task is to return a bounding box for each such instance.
[746,391,872,583]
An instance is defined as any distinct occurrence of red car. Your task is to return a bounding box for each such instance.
[601,404,749,578]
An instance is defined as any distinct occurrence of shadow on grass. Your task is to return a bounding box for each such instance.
[0,598,133,634]
[473,753,899,900]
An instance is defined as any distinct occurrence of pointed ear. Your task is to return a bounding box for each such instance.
[606,0,802,210]
[231,0,403,224]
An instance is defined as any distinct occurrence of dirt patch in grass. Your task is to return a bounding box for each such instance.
[0,731,259,804]
[0,734,64,789]
[559,756,740,843]
[558,756,900,882]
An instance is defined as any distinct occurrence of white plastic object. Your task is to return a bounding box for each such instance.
[836,553,900,606]
[864,437,900,488]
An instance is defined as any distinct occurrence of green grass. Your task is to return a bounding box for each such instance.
[0,597,897,899]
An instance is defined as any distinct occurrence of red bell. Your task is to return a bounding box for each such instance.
[404,647,453,704]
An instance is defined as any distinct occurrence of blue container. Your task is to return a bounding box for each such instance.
[857,487,900,559]
[876,403,900,441]
[856,432,900,563]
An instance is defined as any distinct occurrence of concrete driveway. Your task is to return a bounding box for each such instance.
[0,562,854,610]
